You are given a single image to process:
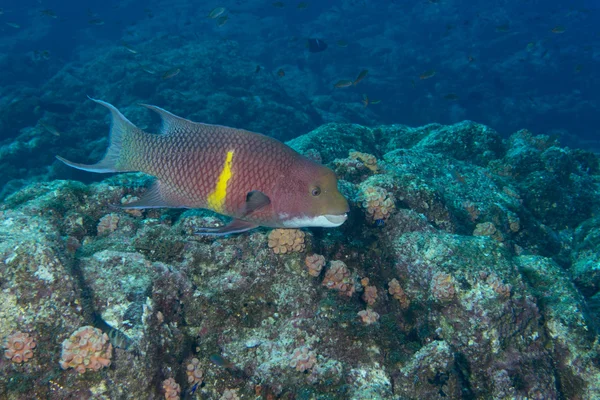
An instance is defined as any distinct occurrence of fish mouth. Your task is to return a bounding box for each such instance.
[324,213,348,225]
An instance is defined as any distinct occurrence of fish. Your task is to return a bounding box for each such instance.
[277,68,285,77]
[353,69,368,85]
[162,68,181,80]
[443,93,459,101]
[40,9,57,18]
[56,99,349,235]
[336,40,348,47]
[39,122,61,137]
[272,1,285,8]
[419,69,436,80]
[88,18,105,25]
[6,22,20,29]
[297,2,308,9]
[307,38,327,53]
[217,15,228,26]
[551,26,566,34]
[495,24,510,32]
[122,43,138,54]
[362,95,380,107]
[255,65,261,73]
[334,80,353,88]
[208,7,226,19]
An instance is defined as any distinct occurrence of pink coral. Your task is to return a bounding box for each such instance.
[322,260,355,297]
[220,388,240,400]
[305,254,326,277]
[358,309,380,325]
[97,213,120,235]
[59,326,112,374]
[162,377,181,400]
[362,285,378,306]
[289,346,317,372]
[186,357,203,385]
[3,331,36,363]
[268,229,306,254]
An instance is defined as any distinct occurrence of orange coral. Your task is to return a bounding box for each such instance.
[362,285,378,306]
[59,326,112,374]
[322,260,355,297]
[186,357,203,385]
[349,151,379,173]
[305,254,326,277]
[388,278,410,309]
[162,377,181,400]
[358,186,395,224]
[358,309,380,325]
[268,229,306,254]
[3,331,36,363]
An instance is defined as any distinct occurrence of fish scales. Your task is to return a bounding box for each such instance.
[58,99,349,235]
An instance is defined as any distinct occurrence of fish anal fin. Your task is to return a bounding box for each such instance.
[120,181,189,209]
[195,219,258,236]
[242,190,271,217]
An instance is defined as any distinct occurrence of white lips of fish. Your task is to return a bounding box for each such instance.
[280,213,348,228]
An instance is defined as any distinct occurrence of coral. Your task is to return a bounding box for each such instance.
[3,331,36,363]
[289,346,317,372]
[349,151,379,173]
[305,253,326,277]
[120,195,143,217]
[362,285,378,306]
[430,272,457,302]
[162,378,181,400]
[322,260,355,297]
[388,279,410,309]
[59,326,112,374]
[267,229,306,254]
[97,213,119,235]
[357,186,395,224]
[220,388,240,400]
[186,357,203,385]
[358,309,380,325]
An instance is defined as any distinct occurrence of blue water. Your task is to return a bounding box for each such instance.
[0,0,598,193]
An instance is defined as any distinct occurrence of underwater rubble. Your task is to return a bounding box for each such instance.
[1,120,600,399]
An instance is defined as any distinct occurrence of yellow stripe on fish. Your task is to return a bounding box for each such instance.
[207,150,234,213]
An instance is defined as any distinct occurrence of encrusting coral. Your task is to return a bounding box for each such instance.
[3,331,36,363]
[59,326,112,374]
[268,228,306,254]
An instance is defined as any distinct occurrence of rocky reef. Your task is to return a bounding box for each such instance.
[1,120,599,399]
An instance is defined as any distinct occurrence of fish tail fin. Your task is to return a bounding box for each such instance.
[56,97,143,173]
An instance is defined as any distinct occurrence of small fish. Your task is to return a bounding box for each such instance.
[307,38,327,53]
[526,42,536,51]
[277,68,285,77]
[107,327,135,351]
[362,94,369,107]
[162,68,181,80]
[353,69,368,85]
[40,9,57,18]
[272,1,285,8]
[574,64,583,73]
[0,8,4,16]
[370,99,381,104]
[255,65,261,73]
[122,43,138,54]
[297,2,308,9]
[88,18,105,25]
[419,69,436,80]
[336,40,348,47]
[189,382,200,396]
[217,15,228,26]
[410,79,416,88]
[210,354,236,369]
[334,80,353,88]
[57,99,349,235]
[468,55,475,63]
[208,7,226,19]
[443,93,459,101]
[551,26,566,34]
[39,122,61,137]
[495,24,510,32]
[6,22,20,29]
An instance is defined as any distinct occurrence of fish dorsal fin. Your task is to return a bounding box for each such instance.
[140,104,197,136]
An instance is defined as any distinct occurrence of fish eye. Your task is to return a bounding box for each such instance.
[311,186,321,197]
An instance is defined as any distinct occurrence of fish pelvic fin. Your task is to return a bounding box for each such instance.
[195,219,258,236]
[56,97,144,173]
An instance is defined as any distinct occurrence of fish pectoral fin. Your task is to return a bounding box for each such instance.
[119,181,189,209]
[242,190,271,217]
[195,219,258,236]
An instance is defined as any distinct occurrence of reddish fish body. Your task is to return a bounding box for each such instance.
[57,99,349,235]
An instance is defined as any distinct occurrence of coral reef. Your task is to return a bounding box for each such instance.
[0,119,599,398]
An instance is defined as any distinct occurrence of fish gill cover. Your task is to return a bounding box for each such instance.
[0,0,600,399]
